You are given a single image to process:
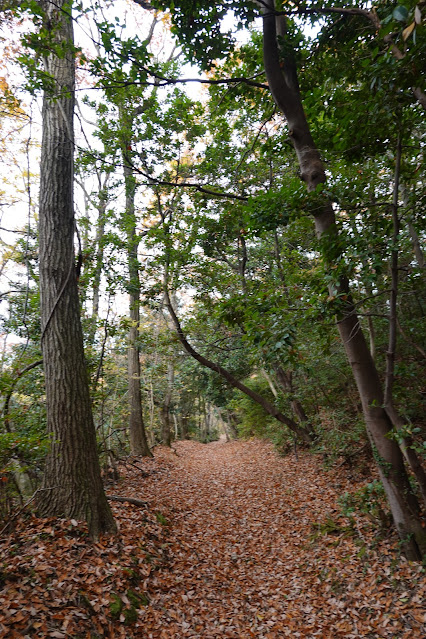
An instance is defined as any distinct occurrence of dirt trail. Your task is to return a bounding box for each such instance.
[1,439,424,638]
[124,439,424,638]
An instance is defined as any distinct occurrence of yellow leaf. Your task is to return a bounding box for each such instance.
[402,21,415,40]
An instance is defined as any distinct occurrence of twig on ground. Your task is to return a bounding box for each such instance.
[107,495,148,507]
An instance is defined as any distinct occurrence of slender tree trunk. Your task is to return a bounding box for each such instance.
[227,411,239,439]
[160,362,174,447]
[366,315,376,361]
[75,170,109,346]
[118,103,152,457]
[122,160,152,457]
[406,218,425,268]
[383,134,402,412]
[261,0,425,559]
[37,0,116,537]
[261,368,278,398]
[180,414,189,440]
[382,140,426,507]
[91,187,107,322]
[273,366,315,437]
[160,401,170,446]
[173,413,179,439]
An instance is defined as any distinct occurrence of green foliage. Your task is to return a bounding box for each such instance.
[0,432,49,471]
[313,411,367,466]
[123,606,138,624]
[311,515,354,541]
[339,480,391,531]
[127,589,149,607]
[2,0,425,520]
[109,593,123,619]
[152,0,259,69]
[155,511,170,526]
[229,376,292,451]
[388,424,426,459]
[246,181,305,233]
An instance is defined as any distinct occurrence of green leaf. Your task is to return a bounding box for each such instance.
[393,6,409,21]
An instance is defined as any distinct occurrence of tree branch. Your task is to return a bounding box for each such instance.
[3,359,43,432]
[163,287,313,443]
[128,160,249,201]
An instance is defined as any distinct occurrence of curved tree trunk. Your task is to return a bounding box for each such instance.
[261,0,425,559]
[37,0,116,538]
[164,288,314,444]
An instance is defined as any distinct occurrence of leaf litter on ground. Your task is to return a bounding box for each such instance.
[0,438,424,638]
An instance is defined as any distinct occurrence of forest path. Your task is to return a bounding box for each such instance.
[120,439,424,638]
[1,439,424,639]
[139,439,337,638]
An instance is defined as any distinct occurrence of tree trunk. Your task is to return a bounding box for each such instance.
[119,103,152,457]
[161,405,172,448]
[123,161,152,457]
[227,411,240,440]
[37,0,116,538]
[273,366,315,438]
[261,0,425,559]
[164,288,314,444]
[180,414,190,439]
[160,362,174,447]
[173,413,179,440]
[91,187,107,322]
[407,218,425,268]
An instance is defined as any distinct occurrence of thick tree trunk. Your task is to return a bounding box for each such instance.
[37,0,116,537]
[261,0,425,559]
[123,161,152,457]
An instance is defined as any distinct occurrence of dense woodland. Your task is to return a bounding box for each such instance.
[0,0,425,622]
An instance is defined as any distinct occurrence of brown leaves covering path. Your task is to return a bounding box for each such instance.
[0,438,425,638]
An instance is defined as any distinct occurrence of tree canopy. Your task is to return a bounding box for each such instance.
[0,0,425,556]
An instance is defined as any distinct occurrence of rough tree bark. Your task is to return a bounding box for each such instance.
[261,0,425,559]
[37,0,116,537]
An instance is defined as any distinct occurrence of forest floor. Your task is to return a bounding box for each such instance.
[0,438,425,638]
